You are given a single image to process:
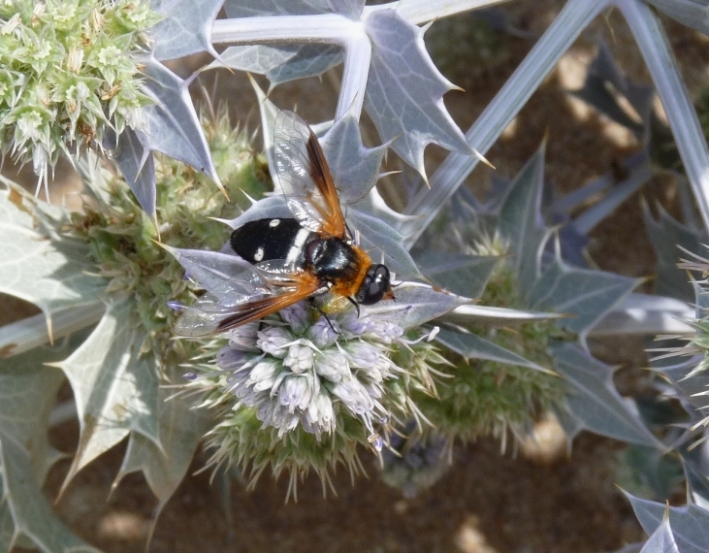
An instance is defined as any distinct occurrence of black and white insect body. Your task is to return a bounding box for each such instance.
[175,110,393,337]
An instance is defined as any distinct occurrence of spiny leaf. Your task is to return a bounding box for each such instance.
[527,256,638,345]
[643,201,707,302]
[55,300,159,491]
[571,39,653,137]
[141,58,222,191]
[150,0,224,61]
[626,492,709,553]
[0,438,99,553]
[414,251,499,298]
[495,140,550,285]
[655,358,709,423]
[363,9,471,179]
[0,189,104,336]
[645,0,709,37]
[0,336,97,553]
[641,516,680,553]
[363,282,470,330]
[0,345,69,484]
[551,343,661,448]
[114,388,211,526]
[320,110,388,205]
[112,125,156,218]
[435,327,549,373]
[347,209,421,278]
[213,44,342,87]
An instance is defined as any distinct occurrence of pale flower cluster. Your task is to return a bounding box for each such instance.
[216,303,405,440]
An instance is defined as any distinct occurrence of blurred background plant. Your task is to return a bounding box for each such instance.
[1,0,709,551]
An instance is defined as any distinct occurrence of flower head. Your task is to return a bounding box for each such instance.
[213,307,402,440]
[0,0,161,194]
[176,270,460,494]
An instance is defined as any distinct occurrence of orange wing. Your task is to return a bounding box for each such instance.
[304,126,347,238]
[273,110,347,239]
[215,271,322,333]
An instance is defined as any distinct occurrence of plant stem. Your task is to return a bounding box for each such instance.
[0,302,104,358]
[616,0,709,231]
[401,0,613,247]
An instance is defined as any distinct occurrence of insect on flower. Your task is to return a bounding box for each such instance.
[175,110,395,337]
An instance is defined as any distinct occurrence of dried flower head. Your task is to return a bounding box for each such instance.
[380,426,450,498]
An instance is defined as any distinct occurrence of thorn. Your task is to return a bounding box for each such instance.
[46,313,54,345]
[239,189,258,205]
[377,170,402,181]
[153,215,161,242]
[207,216,237,228]
[421,171,431,189]
[473,148,495,169]
[421,20,435,34]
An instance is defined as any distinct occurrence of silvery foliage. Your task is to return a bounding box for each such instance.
[0,0,708,550]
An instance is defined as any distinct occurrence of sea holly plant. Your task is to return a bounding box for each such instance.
[1,0,709,551]
[394,142,661,479]
[0,107,268,551]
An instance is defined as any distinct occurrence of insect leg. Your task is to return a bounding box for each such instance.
[346,296,361,318]
[315,306,340,335]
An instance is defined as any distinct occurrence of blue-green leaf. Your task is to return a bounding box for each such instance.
[645,0,709,36]
[320,111,387,205]
[55,300,159,490]
[0,437,99,553]
[112,126,156,218]
[527,257,638,344]
[570,39,653,137]
[0,339,97,553]
[364,282,470,330]
[363,9,471,179]
[114,388,211,521]
[627,492,709,553]
[0,347,67,483]
[214,44,341,86]
[551,343,661,447]
[435,328,549,373]
[150,0,223,61]
[643,201,707,302]
[496,142,550,285]
[641,515,680,553]
[141,59,221,191]
[347,209,421,278]
[0,189,104,336]
[415,251,499,298]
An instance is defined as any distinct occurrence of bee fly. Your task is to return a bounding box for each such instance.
[175,110,393,337]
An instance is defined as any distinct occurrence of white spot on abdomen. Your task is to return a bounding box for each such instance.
[269,219,280,227]
[254,247,264,262]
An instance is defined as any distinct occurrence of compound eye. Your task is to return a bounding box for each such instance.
[360,265,391,305]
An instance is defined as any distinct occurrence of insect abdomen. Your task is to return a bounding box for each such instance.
[230,218,316,265]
